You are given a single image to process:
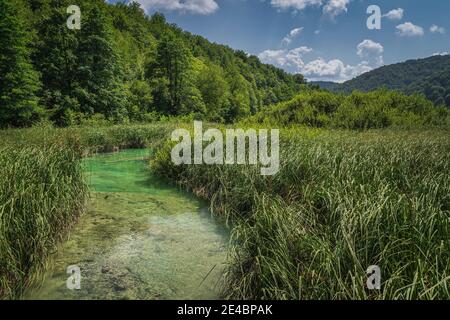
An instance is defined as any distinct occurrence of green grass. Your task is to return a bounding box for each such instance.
[152,127,450,299]
[0,123,174,299]
[0,142,87,298]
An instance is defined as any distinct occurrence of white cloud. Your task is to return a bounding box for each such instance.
[282,27,304,45]
[383,8,404,20]
[259,44,374,82]
[258,46,313,70]
[301,58,346,80]
[287,46,313,66]
[301,58,372,82]
[396,22,424,37]
[300,40,382,82]
[357,39,383,57]
[289,27,304,38]
[356,39,384,66]
[260,38,385,82]
[290,46,314,54]
[323,0,350,18]
[430,25,445,34]
[131,0,219,15]
[270,0,323,11]
[259,50,291,67]
[432,52,449,56]
[270,0,350,18]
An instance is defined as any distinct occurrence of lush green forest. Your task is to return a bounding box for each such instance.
[2,0,449,129]
[313,55,450,108]
[0,0,306,128]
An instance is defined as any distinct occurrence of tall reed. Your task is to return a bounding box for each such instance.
[152,128,450,299]
[0,142,87,298]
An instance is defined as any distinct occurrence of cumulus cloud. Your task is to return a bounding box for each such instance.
[300,40,385,82]
[301,58,346,80]
[396,22,424,37]
[322,0,350,18]
[287,46,313,66]
[301,58,372,82]
[259,41,379,82]
[258,46,313,70]
[383,8,404,20]
[357,39,384,66]
[357,40,383,57]
[270,0,323,11]
[270,0,350,18]
[131,0,219,15]
[259,50,291,67]
[432,52,449,56]
[282,27,304,45]
[430,25,445,34]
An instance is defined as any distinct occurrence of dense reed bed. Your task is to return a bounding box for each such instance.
[0,123,174,299]
[152,128,450,299]
[0,141,87,298]
[0,123,176,154]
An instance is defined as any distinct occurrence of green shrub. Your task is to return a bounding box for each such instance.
[247,90,449,130]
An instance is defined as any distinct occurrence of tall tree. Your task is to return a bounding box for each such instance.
[196,64,229,121]
[0,0,42,128]
[149,32,191,115]
[34,0,79,125]
[76,3,127,120]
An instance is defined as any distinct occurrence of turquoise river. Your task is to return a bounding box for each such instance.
[24,149,229,300]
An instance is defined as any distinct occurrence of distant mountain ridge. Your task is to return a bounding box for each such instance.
[309,81,341,92]
[311,55,450,107]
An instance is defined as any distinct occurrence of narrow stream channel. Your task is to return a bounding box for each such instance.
[24,149,229,300]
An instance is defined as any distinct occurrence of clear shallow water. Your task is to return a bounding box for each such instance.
[24,149,229,300]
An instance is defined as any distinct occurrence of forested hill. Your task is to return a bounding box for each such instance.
[0,0,306,128]
[312,55,450,107]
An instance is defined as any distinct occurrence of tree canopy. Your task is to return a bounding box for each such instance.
[0,0,306,128]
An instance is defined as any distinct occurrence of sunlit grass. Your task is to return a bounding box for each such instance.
[152,127,450,300]
[0,143,87,298]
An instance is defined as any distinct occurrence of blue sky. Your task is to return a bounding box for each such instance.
[113,0,449,82]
